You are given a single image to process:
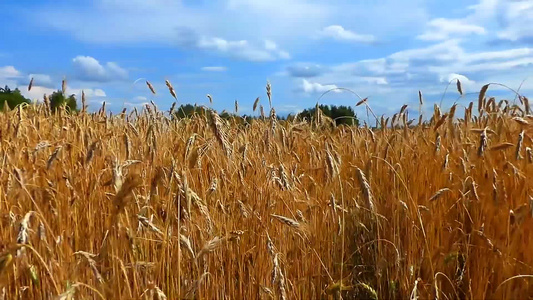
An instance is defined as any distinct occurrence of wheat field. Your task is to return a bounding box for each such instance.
[0,82,533,299]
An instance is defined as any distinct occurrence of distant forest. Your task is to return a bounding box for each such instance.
[0,85,359,125]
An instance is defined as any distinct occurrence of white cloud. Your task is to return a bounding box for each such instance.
[105,62,128,79]
[418,0,533,45]
[431,57,533,74]
[400,42,531,75]
[78,88,106,98]
[495,1,533,43]
[32,0,429,60]
[287,35,533,106]
[21,86,56,101]
[439,73,476,92]
[417,18,486,41]
[467,0,498,17]
[201,66,228,72]
[318,25,375,43]
[465,48,532,63]
[0,67,54,100]
[439,73,471,83]
[329,59,396,77]
[95,89,106,97]
[0,64,109,109]
[0,67,35,98]
[0,66,21,79]
[72,56,128,82]
[28,74,54,88]
[33,0,300,62]
[389,39,464,62]
[301,79,339,94]
[264,40,278,51]
[22,85,107,102]
[197,37,290,62]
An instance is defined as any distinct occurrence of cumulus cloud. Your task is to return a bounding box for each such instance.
[36,0,331,44]
[466,48,532,63]
[201,66,228,72]
[439,73,476,92]
[0,67,52,100]
[494,1,533,44]
[72,56,128,82]
[22,86,107,102]
[32,1,294,63]
[77,88,106,98]
[0,66,21,79]
[301,79,339,94]
[318,25,375,43]
[418,0,532,45]
[417,18,486,41]
[105,62,128,79]
[389,39,464,62]
[288,37,533,103]
[0,67,54,100]
[27,74,54,88]
[0,64,109,108]
[29,0,435,64]
[393,41,531,76]
[21,86,56,101]
[197,37,290,62]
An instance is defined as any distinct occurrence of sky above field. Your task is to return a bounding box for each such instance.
[0,0,532,117]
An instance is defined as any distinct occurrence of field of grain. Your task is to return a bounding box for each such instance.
[0,82,533,299]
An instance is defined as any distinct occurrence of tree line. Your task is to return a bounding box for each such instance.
[0,85,78,112]
[173,103,359,126]
[0,85,359,125]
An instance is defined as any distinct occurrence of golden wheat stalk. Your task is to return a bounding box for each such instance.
[197,236,226,260]
[28,77,34,91]
[429,188,451,202]
[456,79,463,96]
[209,110,232,156]
[266,80,272,108]
[478,84,489,112]
[271,214,300,228]
[166,80,177,100]
[146,81,156,94]
[490,142,514,151]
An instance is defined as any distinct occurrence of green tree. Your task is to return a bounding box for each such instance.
[297,104,359,126]
[0,85,31,110]
[49,91,78,112]
[172,104,208,119]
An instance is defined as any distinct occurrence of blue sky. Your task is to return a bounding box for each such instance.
[1,0,532,117]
